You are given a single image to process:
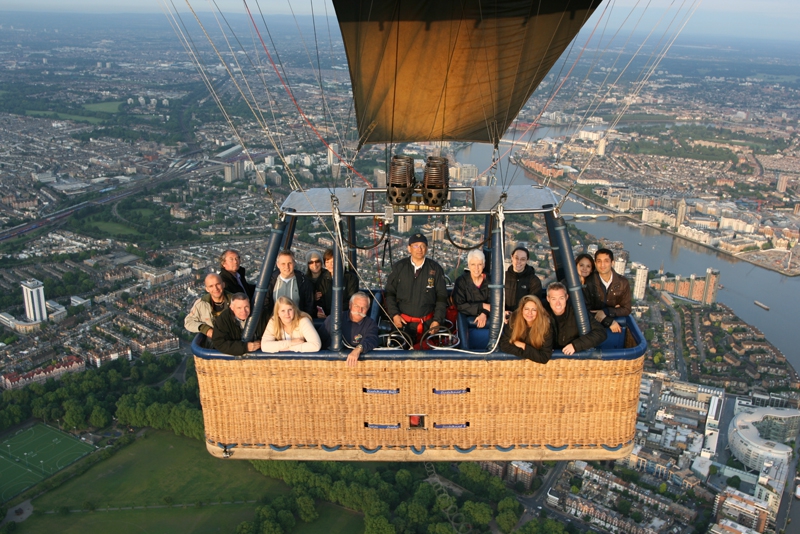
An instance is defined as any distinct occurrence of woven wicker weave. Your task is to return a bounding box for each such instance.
[196,353,643,461]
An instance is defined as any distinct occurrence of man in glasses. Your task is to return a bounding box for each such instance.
[385,232,448,348]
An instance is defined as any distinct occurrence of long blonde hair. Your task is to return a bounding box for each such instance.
[269,296,311,338]
[509,295,550,349]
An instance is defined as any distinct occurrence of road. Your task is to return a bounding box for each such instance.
[671,308,688,380]
[514,462,596,532]
[0,164,221,243]
[693,312,706,363]
[776,441,799,532]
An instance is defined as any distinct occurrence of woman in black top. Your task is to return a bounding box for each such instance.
[499,295,553,364]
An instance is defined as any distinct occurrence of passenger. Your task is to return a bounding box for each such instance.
[499,295,553,364]
[323,248,359,305]
[218,249,255,303]
[504,246,543,317]
[212,293,266,356]
[321,292,379,366]
[306,250,331,318]
[261,296,322,353]
[452,249,491,328]
[575,253,596,285]
[585,248,631,334]
[385,232,448,346]
[184,273,233,347]
[265,250,316,318]
[545,282,606,356]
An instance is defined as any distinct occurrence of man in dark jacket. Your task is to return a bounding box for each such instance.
[218,249,255,303]
[265,250,316,317]
[545,282,606,355]
[585,248,631,333]
[385,232,448,346]
[321,292,379,366]
[505,246,543,313]
[212,293,268,356]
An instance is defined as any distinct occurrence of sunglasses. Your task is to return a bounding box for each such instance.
[308,260,321,264]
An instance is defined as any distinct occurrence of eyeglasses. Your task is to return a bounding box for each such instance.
[308,260,321,265]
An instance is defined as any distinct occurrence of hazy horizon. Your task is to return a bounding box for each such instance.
[1,0,799,43]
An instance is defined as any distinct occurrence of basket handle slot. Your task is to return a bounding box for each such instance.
[433,422,470,429]
[364,422,401,429]
[432,388,470,394]
[363,388,400,394]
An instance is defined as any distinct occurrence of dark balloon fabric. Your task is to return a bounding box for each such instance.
[334,0,603,145]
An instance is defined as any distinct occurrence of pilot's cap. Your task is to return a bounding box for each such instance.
[408,233,428,247]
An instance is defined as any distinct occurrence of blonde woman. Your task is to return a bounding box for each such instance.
[261,296,321,353]
[499,295,553,364]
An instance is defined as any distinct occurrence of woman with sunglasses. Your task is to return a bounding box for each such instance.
[306,250,330,318]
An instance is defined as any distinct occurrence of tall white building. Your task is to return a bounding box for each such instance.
[397,215,413,233]
[327,143,340,166]
[21,279,48,323]
[632,262,648,300]
[676,199,687,228]
[776,172,788,193]
[374,169,387,188]
[613,256,627,275]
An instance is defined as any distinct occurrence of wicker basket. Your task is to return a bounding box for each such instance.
[195,348,644,461]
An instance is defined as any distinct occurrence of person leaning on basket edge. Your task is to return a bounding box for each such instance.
[499,294,553,364]
[260,296,321,353]
[320,291,379,367]
[212,293,267,356]
[544,281,606,356]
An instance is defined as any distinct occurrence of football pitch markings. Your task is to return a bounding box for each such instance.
[1,424,95,502]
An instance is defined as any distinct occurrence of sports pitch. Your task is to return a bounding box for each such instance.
[0,424,95,502]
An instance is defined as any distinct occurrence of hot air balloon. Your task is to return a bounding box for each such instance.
[188,0,648,461]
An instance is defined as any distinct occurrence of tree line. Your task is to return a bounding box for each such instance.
[0,354,199,434]
[241,460,577,534]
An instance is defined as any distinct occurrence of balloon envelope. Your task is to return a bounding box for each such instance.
[334,0,603,145]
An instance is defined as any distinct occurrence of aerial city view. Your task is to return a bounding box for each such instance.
[1,0,800,533]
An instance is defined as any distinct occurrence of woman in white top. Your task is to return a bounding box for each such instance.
[261,296,321,353]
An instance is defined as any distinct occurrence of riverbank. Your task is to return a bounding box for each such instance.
[516,162,800,277]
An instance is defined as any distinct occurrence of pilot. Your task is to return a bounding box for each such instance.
[385,232,448,347]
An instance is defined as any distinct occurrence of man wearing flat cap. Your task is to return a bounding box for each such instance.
[385,232,448,347]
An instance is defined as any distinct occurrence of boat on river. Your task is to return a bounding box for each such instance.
[754,301,770,311]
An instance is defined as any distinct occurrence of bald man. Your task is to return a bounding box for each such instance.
[184,273,233,342]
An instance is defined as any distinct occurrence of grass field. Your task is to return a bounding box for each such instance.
[83,101,122,113]
[12,502,364,534]
[25,110,104,124]
[90,221,142,236]
[1,425,95,502]
[33,431,288,510]
[127,208,154,217]
[296,503,364,534]
[13,505,256,534]
[22,432,365,533]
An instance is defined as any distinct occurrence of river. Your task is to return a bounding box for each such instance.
[456,140,800,374]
